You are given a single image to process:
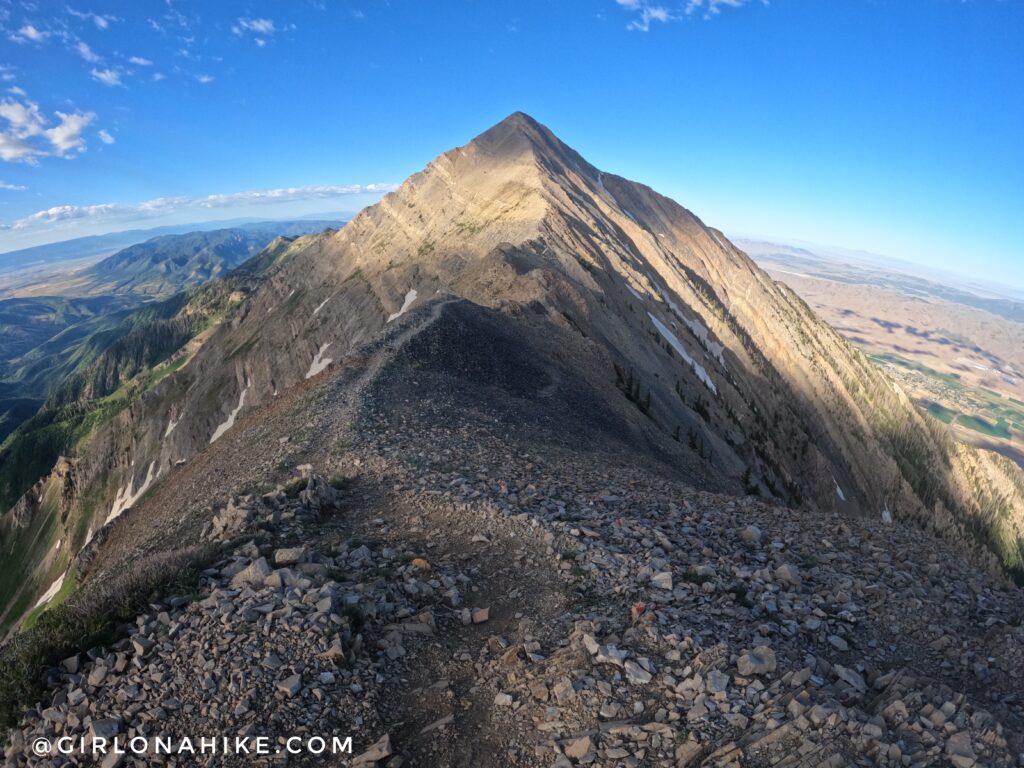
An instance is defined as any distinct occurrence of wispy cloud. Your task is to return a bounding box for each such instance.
[232,16,276,46]
[44,112,96,154]
[75,41,100,63]
[686,0,759,18]
[128,56,153,66]
[196,73,214,84]
[0,181,27,191]
[0,94,96,163]
[68,8,118,29]
[232,17,275,36]
[9,24,49,43]
[614,0,760,29]
[1,183,398,230]
[90,67,122,87]
[97,129,114,144]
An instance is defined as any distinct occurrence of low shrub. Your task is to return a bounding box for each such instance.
[0,545,217,730]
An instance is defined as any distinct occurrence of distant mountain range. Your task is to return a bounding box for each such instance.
[0,221,343,443]
[0,218,348,273]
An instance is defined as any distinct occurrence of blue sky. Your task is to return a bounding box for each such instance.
[0,1,1021,288]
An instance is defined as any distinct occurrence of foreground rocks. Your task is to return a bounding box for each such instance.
[5,403,1024,766]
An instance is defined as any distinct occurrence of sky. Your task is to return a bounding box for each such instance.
[0,0,1021,287]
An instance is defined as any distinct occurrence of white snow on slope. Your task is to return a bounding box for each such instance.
[164,414,179,438]
[648,312,717,395]
[662,294,727,365]
[32,570,68,611]
[834,480,847,502]
[306,342,333,379]
[312,296,331,316]
[106,461,159,525]
[625,284,644,301]
[210,384,250,444]
[387,289,418,323]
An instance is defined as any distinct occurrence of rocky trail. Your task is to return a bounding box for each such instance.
[5,300,1024,767]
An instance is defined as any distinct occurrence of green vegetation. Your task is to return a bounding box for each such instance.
[328,475,351,491]
[20,571,77,631]
[283,476,309,499]
[924,401,958,424]
[0,546,216,729]
[613,363,652,417]
[957,414,1012,439]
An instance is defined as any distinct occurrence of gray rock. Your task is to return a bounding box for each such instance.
[231,557,272,588]
[276,674,302,698]
[352,734,392,765]
[737,646,777,676]
[274,547,306,566]
[650,571,673,590]
[774,563,801,587]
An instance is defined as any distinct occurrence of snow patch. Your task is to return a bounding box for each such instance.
[210,384,250,444]
[625,284,643,301]
[648,312,717,394]
[32,570,68,611]
[164,414,179,438]
[305,342,333,379]
[834,480,846,502]
[106,461,159,525]
[662,295,727,365]
[387,289,418,323]
[312,296,331,316]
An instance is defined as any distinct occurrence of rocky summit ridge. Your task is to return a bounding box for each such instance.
[1,114,1023,766]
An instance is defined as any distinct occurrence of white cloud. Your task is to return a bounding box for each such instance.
[615,0,759,28]
[90,67,122,86]
[233,17,276,36]
[0,94,97,163]
[43,111,96,155]
[68,9,117,29]
[128,56,153,66]
[0,181,27,191]
[615,0,675,31]
[2,184,397,231]
[9,24,49,43]
[196,73,214,84]
[97,128,114,144]
[8,86,26,97]
[75,41,100,63]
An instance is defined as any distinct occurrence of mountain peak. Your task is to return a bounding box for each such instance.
[459,112,591,179]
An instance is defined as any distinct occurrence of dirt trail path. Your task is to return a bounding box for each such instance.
[313,474,573,767]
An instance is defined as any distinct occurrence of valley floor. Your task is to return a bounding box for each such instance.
[4,302,1024,767]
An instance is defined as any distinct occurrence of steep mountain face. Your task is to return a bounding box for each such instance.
[3,113,1023,636]
[0,224,340,454]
